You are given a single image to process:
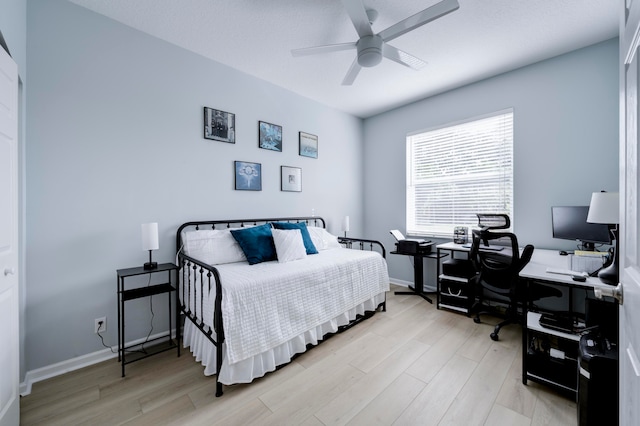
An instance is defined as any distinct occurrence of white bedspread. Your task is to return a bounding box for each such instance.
[193,248,389,365]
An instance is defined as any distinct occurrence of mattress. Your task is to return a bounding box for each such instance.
[181,247,389,365]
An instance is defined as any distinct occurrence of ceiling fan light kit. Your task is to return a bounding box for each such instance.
[357,35,383,67]
[291,0,460,85]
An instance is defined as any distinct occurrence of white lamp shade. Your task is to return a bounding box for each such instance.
[141,222,159,251]
[587,192,619,224]
[342,216,350,232]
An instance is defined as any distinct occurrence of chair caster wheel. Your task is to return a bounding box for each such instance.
[473,317,481,324]
[490,332,499,341]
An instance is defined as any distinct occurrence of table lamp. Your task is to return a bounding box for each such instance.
[141,222,159,270]
[342,216,350,238]
[586,191,619,285]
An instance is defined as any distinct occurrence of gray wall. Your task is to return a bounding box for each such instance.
[363,39,619,287]
[25,0,364,373]
[0,0,26,74]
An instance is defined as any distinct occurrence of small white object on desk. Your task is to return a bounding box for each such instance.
[571,254,606,275]
[545,267,588,277]
[574,250,607,257]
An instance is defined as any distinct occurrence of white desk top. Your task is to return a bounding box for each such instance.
[437,242,613,291]
[437,241,470,251]
[520,248,612,291]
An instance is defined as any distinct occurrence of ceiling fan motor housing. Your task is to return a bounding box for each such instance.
[357,35,383,67]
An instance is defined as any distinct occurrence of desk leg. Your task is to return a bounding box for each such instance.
[117,276,121,363]
[121,280,126,378]
[174,268,180,357]
[394,255,433,304]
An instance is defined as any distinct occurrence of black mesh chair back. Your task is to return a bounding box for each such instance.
[469,214,535,341]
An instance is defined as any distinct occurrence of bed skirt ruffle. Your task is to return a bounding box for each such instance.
[183,292,386,385]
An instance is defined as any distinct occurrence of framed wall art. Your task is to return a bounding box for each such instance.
[258,121,282,152]
[234,161,262,191]
[281,166,302,192]
[204,107,235,143]
[299,132,318,159]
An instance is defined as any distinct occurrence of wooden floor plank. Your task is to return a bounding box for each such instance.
[345,373,425,426]
[313,339,430,425]
[394,354,478,426]
[438,343,517,426]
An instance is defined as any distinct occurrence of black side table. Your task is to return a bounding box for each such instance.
[116,262,180,377]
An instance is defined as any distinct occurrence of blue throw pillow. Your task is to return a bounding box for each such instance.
[271,222,318,255]
[230,224,276,265]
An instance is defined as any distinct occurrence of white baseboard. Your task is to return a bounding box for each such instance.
[390,278,411,288]
[389,277,436,293]
[20,330,177,396]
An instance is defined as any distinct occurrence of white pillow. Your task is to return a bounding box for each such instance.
[182,229,247,265]
[307,227,341,250]
[272,228,307,263]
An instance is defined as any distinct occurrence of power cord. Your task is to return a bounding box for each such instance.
[97,321,117,353]
[141,284,155,353]
[97,273,156,355]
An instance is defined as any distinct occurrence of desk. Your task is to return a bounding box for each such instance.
[519,250,616,396]
[391,249,446,304]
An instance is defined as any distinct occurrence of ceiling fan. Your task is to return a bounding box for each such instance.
[291,0,460,85]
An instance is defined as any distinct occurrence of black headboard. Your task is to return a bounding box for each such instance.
[176,216,326,253]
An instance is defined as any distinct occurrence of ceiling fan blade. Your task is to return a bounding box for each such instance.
[341,58,362,85]
[291,42,357,57]
[378,0,460,43]
[342,0,374,38]
[383,44,427,70]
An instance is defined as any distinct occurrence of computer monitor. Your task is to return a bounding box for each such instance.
[551,206,612,251]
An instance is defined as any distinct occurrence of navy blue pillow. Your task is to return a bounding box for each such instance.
[271,222,318,255]
[230,224,276,265]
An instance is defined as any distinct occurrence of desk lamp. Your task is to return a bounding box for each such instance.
[587,192,619,285]
[141,222,159,270]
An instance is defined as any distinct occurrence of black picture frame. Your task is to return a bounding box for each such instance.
[259,121,282,152]
[234,161,262,191]
[299,132,318,159]
[204,107,235,143]
[281,166,302,192]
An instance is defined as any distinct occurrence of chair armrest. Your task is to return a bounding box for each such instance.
[517,244,535,272]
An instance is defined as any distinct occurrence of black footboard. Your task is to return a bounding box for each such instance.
[338,236,386,258]
[177,253,225,397]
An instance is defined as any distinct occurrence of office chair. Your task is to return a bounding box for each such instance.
[469,214,561,341]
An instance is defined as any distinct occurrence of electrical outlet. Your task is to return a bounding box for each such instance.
[95,317,106,334]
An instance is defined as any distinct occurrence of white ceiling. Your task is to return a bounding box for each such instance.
[68,0,618,118]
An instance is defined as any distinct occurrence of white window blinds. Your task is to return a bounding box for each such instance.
[406,110,514,238]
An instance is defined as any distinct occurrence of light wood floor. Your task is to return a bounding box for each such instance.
[20,285,577,425]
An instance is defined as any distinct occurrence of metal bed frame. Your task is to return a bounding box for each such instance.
[175,216,387,397]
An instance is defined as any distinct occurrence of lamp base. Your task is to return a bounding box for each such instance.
[143,261,158,270]
[144,249,157,270]
[598,231,618,286]
[598,261,618,285]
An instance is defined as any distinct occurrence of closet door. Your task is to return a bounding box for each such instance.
[0,43,19,425]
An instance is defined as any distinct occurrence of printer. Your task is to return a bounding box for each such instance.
[390,230,433,254]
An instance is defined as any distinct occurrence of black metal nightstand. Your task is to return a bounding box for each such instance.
[116,262,180,377]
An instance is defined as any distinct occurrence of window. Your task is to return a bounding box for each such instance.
[406,109,513,238]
